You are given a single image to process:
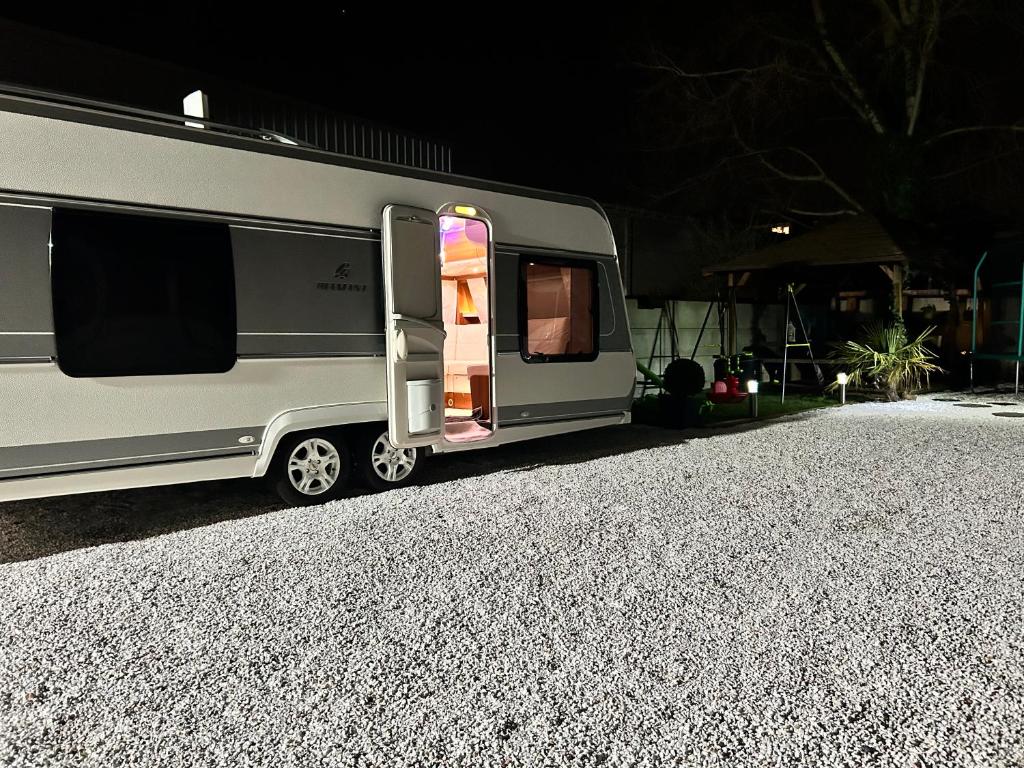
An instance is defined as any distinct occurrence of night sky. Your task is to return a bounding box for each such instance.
[0,6,663,201]
[3,3,1022,228]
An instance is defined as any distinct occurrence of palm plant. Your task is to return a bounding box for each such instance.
[828,322,943,401]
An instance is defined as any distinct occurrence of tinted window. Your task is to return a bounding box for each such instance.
[51,208,236,377]
[520,258,597,362]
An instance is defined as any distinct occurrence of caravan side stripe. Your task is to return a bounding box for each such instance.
[495,397,632,425]
[0,427,263,480]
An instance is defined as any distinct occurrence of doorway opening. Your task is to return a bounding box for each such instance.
[439,214,493,443]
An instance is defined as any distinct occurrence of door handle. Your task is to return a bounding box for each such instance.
[394,328,408,360]
[393,315,446,337]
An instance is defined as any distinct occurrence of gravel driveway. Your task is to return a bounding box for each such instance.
[2,395,1023,767]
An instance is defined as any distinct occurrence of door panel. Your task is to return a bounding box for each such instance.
[381,205,445,448]
[486,223,500,434]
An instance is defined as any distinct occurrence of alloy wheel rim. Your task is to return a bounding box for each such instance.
[287,438,341,495]
[370,433,416,483]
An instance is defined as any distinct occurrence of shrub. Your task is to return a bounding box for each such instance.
[828,322,943,401]
[630,394,662,425]
[663,358,706,397]
[659,393,713,428]
[631,392,710,428]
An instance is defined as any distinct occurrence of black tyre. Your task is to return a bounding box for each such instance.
[272,431,352,506]
[354,425,422,491]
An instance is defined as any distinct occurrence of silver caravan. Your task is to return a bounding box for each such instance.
[0,88,634,505]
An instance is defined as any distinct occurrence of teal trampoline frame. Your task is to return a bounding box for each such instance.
[971,250,1024,393]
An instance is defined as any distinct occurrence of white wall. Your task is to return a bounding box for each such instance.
[628,299,785,392]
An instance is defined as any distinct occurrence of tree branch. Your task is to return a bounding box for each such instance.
[924,123,1024,145]
[828,80,875,127]
[761,146,866,213]
[636,59,776,80]
[649,150,768,203]
[871,0,902,45]
[906,0,941,136]
[907,0,921,25]
[811,0,888,134]
[760,209,805,228]
[789,208,862,217]
[929,148,1024,180]
[735,137,866,212]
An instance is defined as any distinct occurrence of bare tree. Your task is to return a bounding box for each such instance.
[635,0,1024,233]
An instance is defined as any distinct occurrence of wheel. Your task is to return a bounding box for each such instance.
[272,432,352,506]
[355,426,422,491]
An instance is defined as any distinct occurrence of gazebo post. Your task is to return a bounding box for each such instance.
[781,286,791,404]
[1016,259,1023,394]
[727,272,738,356]
[879,263,905,322]
[893,263,904,321]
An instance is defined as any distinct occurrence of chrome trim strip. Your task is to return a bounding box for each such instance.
[0,201,52,210]
[495,243,619,261]
[0,192,380,239]
[236,353,384,359]
[238,332,384,337]
[230,224,380,242]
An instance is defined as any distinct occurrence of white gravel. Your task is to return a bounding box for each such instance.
[2,395,1024,767]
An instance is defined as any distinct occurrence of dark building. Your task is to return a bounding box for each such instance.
[606,206,723,303]
[0,18,452,172]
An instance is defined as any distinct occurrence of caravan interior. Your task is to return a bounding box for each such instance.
[521,260,596,360]
[440,215,492,443]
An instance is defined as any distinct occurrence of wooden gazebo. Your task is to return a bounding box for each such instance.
[703,215,909,355]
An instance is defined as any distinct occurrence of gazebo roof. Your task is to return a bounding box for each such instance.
[704,215,908,275]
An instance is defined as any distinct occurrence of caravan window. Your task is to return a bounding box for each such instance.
[519,257,598,362]
[51,208,236,377]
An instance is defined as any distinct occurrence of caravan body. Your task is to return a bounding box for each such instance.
[0,90,634,503]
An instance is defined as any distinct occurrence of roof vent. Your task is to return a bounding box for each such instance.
[256,129,313,148]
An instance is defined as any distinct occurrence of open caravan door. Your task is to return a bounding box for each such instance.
[381,205,445,448]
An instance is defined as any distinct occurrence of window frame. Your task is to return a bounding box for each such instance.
[517,254,600,364]
[50,206,238,378]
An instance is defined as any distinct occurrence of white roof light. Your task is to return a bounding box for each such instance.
[183,90,208,129]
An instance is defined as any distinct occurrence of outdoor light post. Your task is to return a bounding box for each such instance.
[747,379,759,418]
[836,372,848,405]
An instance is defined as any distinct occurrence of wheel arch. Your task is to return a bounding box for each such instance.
[253,402,388,477]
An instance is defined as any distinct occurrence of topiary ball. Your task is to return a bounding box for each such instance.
[663,358,706,397]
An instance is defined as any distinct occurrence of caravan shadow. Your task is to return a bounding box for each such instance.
[416,412,825,484]
[0,476,287,565]
[0,416,814,564]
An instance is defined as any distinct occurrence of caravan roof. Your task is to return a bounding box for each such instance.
[0,85,616,255]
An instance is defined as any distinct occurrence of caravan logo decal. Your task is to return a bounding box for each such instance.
[317,262,367,293]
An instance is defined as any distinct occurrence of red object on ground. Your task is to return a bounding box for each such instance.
[707,375,749,404]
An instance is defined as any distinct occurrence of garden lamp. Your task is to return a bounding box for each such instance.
[747,379,759,418]
[836,372,848,404]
